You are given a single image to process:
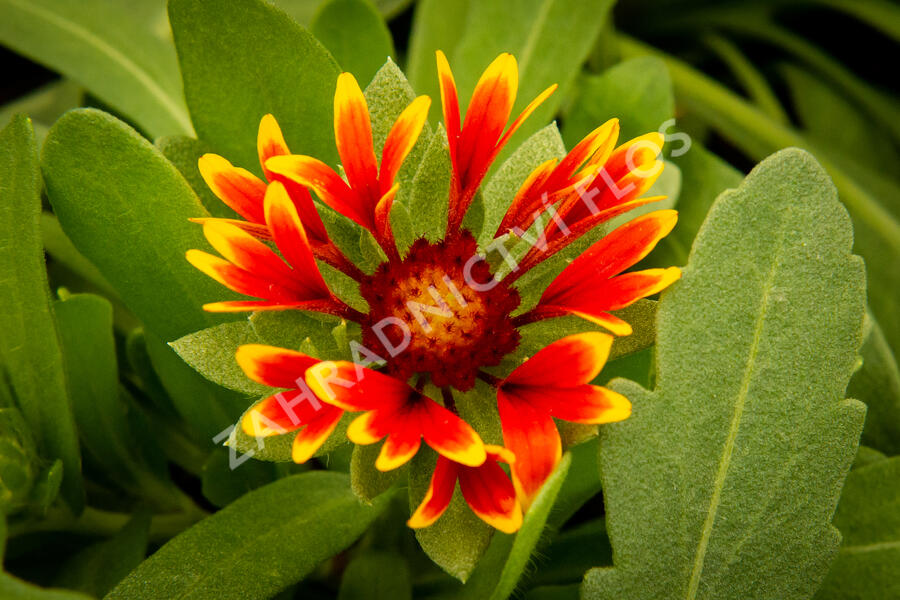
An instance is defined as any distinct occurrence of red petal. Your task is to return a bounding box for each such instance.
[266,155,367,227]
[505,332,614,387]
[334,73,379,202]
[198,154,267,224]
[305,361,412,412]
[419,400,486,467]
[408,455,459,529]
[458,449,523,533]
[240,391,334,436]
[497,391,561,509]
[201,220,292,283]
[540,210,678,304]
[235,344,319,389]
[186,250,297,301]
[264,182,331,298]
[380,95,431,188]
[436,50,461,166]
[257,114,291,180]
[291,405,344,463]
[504,384,631,425]
[376,423,423,471]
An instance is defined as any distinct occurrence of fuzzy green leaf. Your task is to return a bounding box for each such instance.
[0,115,83,512]
[338,552,412,600]
[0,0,190,138]
[815,457,900,599]
[170,0,340,172]
[200,447,286,508]
[107,472,388,600]
[170,321,268,397]
[583,149,868,600]
[403,126,451,244]
[311,0,395,86]
[42,108,231,342]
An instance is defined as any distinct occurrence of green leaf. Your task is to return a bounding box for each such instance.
[0,408,38,514]
[815,457,900,599]
[53,511,150,598]
[459,453,571,600]
[480,123,566,246]
[156,135,239,219]
[107,472,389,600]
[852,446,886,470]
[850,313,900,455]
[350,443,404,504]
[170,0,341,172]
[0,115,83,512]
[582,149,868,599]
[0,80,82,146]
[311,0,395,86]
[338,552,412,600]
[54,293,173,505]
[250,310,348,359]
[42,108,231,343]
[563,57,674,146]
[408,447,493,582]
[0,0,190,137]
[408,0,613,145]
[171,321,269,397]
[532,520,612,587]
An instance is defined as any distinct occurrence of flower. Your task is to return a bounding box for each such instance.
[408,445,522,533]
[495,333,631,507]
[188,54,681,533]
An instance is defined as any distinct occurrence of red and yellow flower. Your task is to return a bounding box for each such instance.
[188,53,682,533]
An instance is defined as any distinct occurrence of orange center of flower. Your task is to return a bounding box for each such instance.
[360,231,520,390]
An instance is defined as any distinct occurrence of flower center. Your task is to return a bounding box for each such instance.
[360,231,520,390]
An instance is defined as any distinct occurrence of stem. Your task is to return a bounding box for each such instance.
[440,387,458,413]
[8,504,207,543]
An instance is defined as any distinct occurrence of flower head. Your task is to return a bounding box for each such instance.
[188,54,681,533]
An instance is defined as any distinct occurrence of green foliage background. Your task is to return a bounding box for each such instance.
[0,0,896,598]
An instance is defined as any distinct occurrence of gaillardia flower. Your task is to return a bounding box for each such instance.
[188,52,681,533]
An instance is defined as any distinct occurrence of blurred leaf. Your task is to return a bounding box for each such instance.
[850,313,900,455]
[200,447,284,508]
[0,408,38,514]
[54,293,173,505]
[617,36,900,356]
[338,552,412,600]
[170,0,341,172]
[0,0,190,137]
[563,57,674,145]
[0,80,82,145]
[42,108,233,343]
[0,115,83,512]
[145,332,247,444]
[583,150,867,599]
[815,457,900,599]
[171,321,270,397]
[408,0,613,146]
[53,511,150,598]
[532,520,612,587]
[852,446,886,470]
[107,472,389,600]
[524,585,579,600]
[311,0,395,86]
[408,447,493,582]
[459,453,571,600]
